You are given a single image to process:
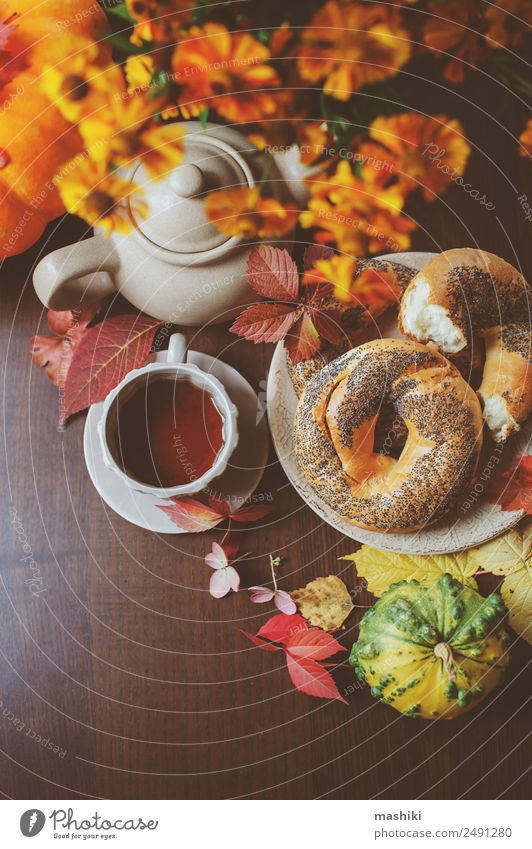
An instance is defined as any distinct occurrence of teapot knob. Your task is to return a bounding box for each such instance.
[170,163,205,198]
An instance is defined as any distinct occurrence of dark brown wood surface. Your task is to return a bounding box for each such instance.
[1,76,531,800]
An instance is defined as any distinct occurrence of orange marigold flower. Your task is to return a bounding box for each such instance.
[172,23,280,123]
[308,254,402,315]
[423,1,485,82]
[55,156,147,236]
[485,0,532,48]
[360,113,471,200]
[205,187,297,239]
[126,0,191,43]
[298,1,411,100]
[300,160,415,255]
[519,119,532,158]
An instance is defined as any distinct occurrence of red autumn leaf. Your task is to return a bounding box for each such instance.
[0,146,10,169]
[30,303,102,389]
[284,311,321,364]
[230,302,301,343]
[284,628,347,661]
[61,314,162,422]
[310,306,344,346]
[257,613,309,643]
[246,245,299,301]
[487,456,532,514]
[303,244,334,271]
[230,504,273,523]
[285,653,347,703]
[240,630,281,652]
[156,496,224,532]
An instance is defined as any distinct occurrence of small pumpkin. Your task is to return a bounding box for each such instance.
[350,573,510,720]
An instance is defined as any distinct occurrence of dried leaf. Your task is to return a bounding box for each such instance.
[246,245,299,301]
[284,311,321,364]
[62,314,162,422]
[156,497,224,532]
[256,613,308,643]
[230,302,301,343]
[230,504,273,523]
[284,627,346,660]
[240,631,281,652]
[342,546,479,596]
[487,456,532,514]
[291,575,354,630]
[501,565,532,645]
[467,520,532,576]
[309,306,344,345]
[285,654,347,703]
[30,303,102,389]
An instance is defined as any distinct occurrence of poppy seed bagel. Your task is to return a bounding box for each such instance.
[398,248,532,442]
[294,338,484,533]
[288,257,417,397]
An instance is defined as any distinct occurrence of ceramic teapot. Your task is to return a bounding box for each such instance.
[33,122,297,325]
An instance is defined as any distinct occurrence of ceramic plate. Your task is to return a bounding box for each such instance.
[267,251,530,554]
[84,350,269,533]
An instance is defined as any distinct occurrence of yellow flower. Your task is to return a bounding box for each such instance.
[55,156,147,235]
[519,119,532,158]
[124,54,154,93]
[126,0,191,43]
[298,1,411,100]
[300,160,414,255]
[172,23,280,122]
[40,39,124,124]
[205,187,298,239]
[80,95,184,178]
[310,255,402,315]
[361,113,471,200]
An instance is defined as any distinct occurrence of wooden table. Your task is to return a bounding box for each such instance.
[1,79,531,799]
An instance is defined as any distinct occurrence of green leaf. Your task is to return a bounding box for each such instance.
[199,107,209,129]
[104,2,135,25]
[104,33,149,55]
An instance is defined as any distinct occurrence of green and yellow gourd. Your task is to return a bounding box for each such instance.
[350,573,510,719]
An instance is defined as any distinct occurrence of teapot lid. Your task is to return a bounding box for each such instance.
[129,133,254,254]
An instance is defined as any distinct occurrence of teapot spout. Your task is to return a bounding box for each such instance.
[33,235,118,311]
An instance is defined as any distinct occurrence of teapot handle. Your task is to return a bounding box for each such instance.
[33,235,119,311]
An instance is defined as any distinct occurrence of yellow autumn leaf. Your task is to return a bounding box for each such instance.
[501,564,532,645]
[341,546,478,597]
[467,519,531,576]
[291,575,354,630]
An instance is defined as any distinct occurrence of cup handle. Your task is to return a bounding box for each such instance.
[154,332,187,364]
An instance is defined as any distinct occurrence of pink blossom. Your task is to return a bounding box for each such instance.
[205,542,240,599]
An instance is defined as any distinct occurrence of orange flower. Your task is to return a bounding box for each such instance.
[126,0,191,43]
[172,23,280,122]
[519,119,532,158]
[359,113,471,200]
[300,160,415,255]
[484,0,532,48]
[307,254,402,315]
[298,1,411,100]
[205,187,298,239]
[56,156,147,235]
[423,1,485,82]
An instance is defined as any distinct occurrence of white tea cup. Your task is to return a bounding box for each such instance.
[97,333,239,497]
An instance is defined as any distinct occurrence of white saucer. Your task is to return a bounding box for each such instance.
[267,252,530,555]
[84,350,269,533]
